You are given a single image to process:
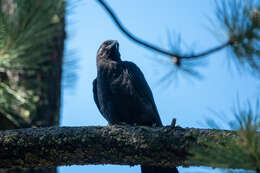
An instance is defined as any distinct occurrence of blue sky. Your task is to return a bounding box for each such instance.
[60,0,259,173]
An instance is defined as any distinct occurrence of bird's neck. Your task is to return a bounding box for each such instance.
[97,58,119,71]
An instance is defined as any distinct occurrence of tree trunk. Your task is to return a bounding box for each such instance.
[0,1,66,173]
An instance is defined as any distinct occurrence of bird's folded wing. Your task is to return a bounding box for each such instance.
[122,61,162,126]
[93,78,101,113]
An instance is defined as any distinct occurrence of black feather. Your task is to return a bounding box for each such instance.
[93,40,178,173]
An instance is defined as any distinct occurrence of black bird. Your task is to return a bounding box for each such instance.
[93,40,178,173]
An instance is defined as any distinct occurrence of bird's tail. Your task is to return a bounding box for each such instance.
[141,165,178,173]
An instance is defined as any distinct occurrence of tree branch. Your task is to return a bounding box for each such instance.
[96,0,232,60]
[0,125,258,170]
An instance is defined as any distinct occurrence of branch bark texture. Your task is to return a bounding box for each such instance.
[0,126,258,170]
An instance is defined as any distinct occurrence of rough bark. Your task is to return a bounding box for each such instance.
[0,125,258,170]
[0,1,65,173]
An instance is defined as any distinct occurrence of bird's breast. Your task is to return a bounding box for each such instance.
[98,61,133,93]
[96,62,135,123]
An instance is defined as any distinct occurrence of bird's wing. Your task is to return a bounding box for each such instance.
[122,61,162,126]
[93,78,101,113]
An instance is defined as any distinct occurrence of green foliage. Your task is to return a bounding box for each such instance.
[204,3,260,169]
[159,0,260,81]
[199,100,260,172]
[166,31,204,81]
[0,0,65,128]
[191,131,254,170]
[0,0,65,70]
[230,101,260,171]
[214,0,260,77]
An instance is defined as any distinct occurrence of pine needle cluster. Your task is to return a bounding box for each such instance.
[215,0,260,77]
[0,0,65,128]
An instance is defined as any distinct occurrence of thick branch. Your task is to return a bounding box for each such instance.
[0,126,258,170]
[96,0,232,59]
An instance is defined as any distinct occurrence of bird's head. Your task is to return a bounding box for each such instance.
[97,40,121,62]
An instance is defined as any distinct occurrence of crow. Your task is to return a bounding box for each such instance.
[93,40,178,173]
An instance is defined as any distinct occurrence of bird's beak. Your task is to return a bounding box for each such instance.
[107,40,118,49]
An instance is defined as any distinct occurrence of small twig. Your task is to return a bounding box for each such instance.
[181,40,232,59]
[0,41,12,58]
[96,0,232,60]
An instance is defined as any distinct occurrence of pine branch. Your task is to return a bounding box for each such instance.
[96,0,232,60]
[96,0,260,80]
[0,0,66,128]
[0,125,259,170]
[214,0,260,76]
